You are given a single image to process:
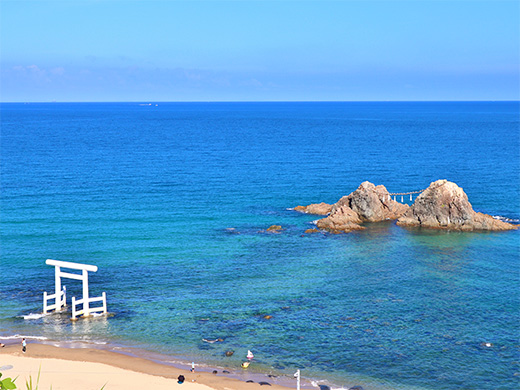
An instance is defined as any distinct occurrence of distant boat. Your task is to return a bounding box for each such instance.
[247,350,254,360]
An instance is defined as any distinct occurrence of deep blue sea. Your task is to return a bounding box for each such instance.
[1,102,519,390]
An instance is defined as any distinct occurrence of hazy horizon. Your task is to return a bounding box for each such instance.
[1,1,519,102]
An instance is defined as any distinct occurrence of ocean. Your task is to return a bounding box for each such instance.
[0,102,519,390]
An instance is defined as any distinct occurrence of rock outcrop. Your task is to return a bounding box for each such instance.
[397,180,517,231]
[316,181,409,233]
[316,203,364,232]
[294,202,332,215]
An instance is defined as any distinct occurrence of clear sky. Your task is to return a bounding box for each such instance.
[1,0,518,102]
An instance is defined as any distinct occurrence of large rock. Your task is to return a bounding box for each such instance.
[397,180,517,231]
[294,202,332,215]
[316,181,408,233]
[333,181,409,222]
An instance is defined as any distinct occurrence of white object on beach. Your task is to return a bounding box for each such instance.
[43,259,107,320]
[294,369,300,390]
[247,350,254,360]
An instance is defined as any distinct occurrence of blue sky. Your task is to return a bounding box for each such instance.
[1,0,518,102]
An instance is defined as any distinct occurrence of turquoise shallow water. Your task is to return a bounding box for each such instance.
[0,102,519,389]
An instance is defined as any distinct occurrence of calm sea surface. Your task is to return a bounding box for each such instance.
[1,102,519,390]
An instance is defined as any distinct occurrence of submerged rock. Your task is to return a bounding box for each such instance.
[294,202,333,215]
[266,225,283,232]
[397,180,517,231]
[304,228,320,234]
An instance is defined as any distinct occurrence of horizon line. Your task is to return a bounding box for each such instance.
[1,99,519,104]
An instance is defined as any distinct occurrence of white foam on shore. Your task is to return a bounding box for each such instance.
[0,334,48,341]
[311,380,349,390]
[91,340,108,345]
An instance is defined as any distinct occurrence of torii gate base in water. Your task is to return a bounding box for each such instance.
[43,259,107,320]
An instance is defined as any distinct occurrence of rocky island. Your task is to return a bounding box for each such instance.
[295,180,517,233]
[397,179,516,231]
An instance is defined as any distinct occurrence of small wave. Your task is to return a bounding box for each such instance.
[492,215,519,223]
[0,334,48,341]
[20,313,46,320]
[311,219,320,225]
[286,207,295,211]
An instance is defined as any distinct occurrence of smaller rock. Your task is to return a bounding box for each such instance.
[319,385,331,390]
[212,370,218,374]
[246,380,255,383]
[225,350,234,356]
[294,202,332,215]
[304,228,320,234]
[259,382,272,386]
[266,225,282,232]
[263,315,273,320]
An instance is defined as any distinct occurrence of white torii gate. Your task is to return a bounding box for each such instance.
[43,259,107,320]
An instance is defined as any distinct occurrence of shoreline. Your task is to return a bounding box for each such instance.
[0,342,298,390]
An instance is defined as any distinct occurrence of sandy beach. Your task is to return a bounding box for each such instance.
[0,344,292,390]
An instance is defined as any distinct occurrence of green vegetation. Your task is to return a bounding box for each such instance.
[0,372,17,390]
[24,366,41,390]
